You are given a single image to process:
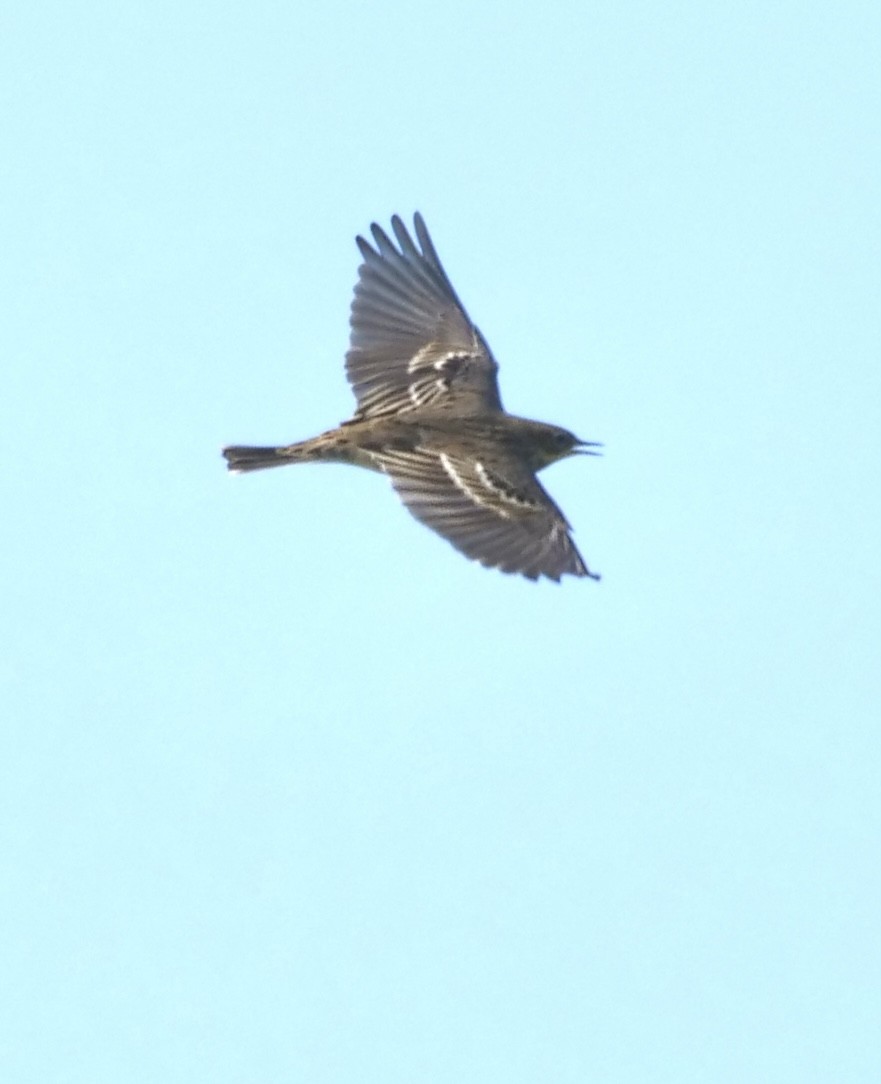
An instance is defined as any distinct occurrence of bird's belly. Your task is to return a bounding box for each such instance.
[347,446,386,472]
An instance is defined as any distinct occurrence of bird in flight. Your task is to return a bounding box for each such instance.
[223,214,601,582]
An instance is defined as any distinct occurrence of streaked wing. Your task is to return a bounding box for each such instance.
[370,447,590,582]
[346,214,504,419]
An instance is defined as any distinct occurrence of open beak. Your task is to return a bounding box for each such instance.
[575,439,603,457]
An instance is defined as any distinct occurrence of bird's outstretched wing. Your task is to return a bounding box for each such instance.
[369,447,594,582]
[346,214,504,419]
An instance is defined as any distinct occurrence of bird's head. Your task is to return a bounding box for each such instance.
[527,424,602,471]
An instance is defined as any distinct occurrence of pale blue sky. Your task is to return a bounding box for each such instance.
[3,2,880,1081]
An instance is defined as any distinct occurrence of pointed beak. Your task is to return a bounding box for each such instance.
[575,439,603,457]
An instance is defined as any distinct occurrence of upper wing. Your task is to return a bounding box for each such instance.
[346,214,504,419]
[370,447,594,582]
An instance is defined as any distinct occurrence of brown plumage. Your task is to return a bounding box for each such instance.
[223,214,601,582]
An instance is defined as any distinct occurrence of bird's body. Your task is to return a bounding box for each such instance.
[223,214,601,582]
[225,412,585,474]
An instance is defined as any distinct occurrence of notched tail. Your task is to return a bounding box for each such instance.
[222,445,290,473]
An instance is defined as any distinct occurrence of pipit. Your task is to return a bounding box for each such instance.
[223,214,601,582]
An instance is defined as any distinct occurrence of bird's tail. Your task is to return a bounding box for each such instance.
[222,444,301,473]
